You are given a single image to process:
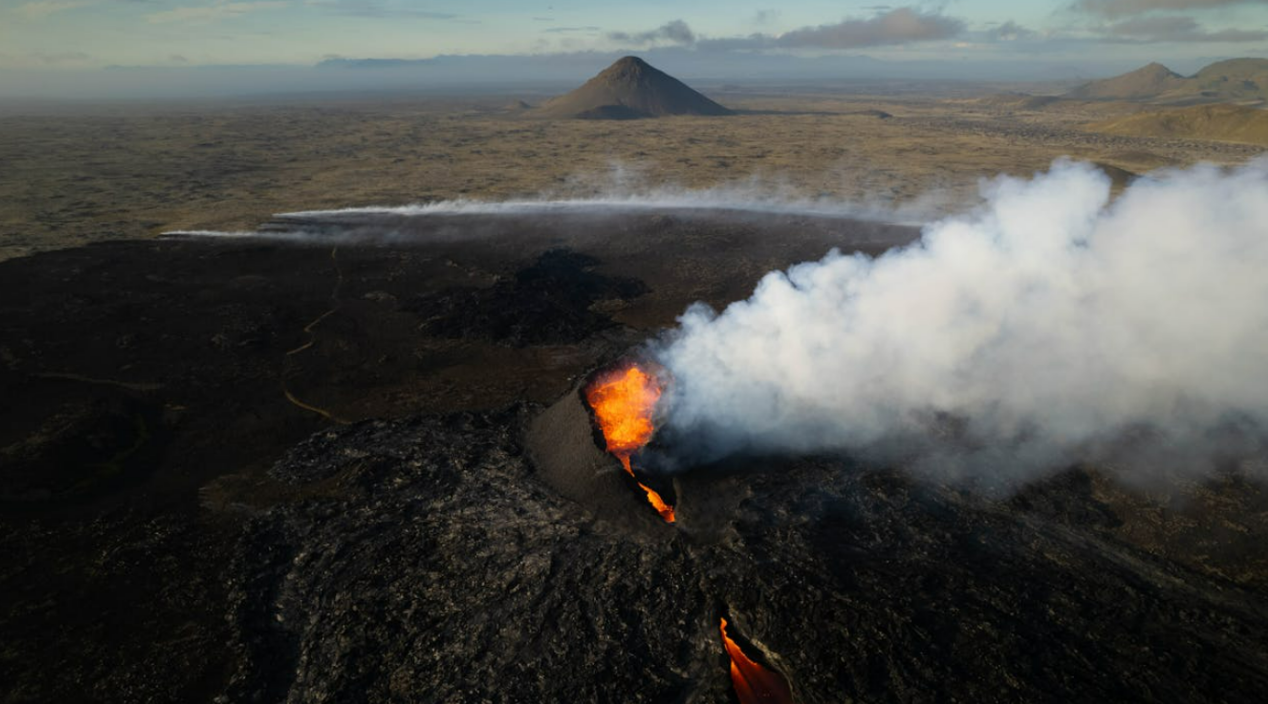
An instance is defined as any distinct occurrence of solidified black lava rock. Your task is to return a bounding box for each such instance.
[0,218,916,703]
[227,404,1268,703]
[412,248,649,347]
[6,225,1264,703]
[0,392,166,504]
[229,410,724,703]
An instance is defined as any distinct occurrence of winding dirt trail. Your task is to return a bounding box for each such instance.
[281,246,350,424]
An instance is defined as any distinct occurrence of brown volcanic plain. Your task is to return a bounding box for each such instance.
[1089,103,1268,146]
[2,77,1266,263]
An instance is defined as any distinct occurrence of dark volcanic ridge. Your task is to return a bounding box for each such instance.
[538,56,732,119]
[410,248,650,347]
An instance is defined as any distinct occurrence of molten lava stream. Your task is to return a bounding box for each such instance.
[629,468,676,523]
[720,618,793,704]
[584,364,675,523]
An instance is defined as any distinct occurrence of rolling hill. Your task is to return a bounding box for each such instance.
[1069,58,1268,106]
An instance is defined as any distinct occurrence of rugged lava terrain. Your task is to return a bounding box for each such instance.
[229,410,1268,702]
[3,210,1268,702]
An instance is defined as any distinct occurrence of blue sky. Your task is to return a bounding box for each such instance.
[1,0,1266,71]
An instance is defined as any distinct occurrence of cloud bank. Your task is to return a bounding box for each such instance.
[146,1,288,25]
[775,8,965,49]
[610,8,965,53]
[1103,15,1268,41]
[1075,0,1268,19]
[609,20,696,46]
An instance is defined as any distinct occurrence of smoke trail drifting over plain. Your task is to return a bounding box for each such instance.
[165,162,953,242]
[654,159,1268,487]
[276,171,948,224]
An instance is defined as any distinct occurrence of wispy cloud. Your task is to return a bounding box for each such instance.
[147,1,288,24]
[13,0,96,21]
[1074,0,1268,19]
[543,26,601,34]
[303,0,455,19]
[29,50,94,65]
[987,20,1038,42]
[1100,14,1268,40]
[752,9,780,26]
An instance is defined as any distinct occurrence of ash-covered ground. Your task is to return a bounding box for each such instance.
[2,208,1267,702]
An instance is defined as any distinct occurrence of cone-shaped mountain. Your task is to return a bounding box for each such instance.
[539,56,732,119]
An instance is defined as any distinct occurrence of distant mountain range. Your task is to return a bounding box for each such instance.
[310,50,1119,84]
[1068,58,1268,106]
[313,50,888,82]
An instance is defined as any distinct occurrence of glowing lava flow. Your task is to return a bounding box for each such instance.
[720,618,794,704]
[584,364,675,523]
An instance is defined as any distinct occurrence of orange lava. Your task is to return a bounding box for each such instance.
[585,364,675,523]
[632,476,676,523]
[720,618,794,704]
[586,365,662,461]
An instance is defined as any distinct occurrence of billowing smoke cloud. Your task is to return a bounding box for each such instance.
[653,160,1268,488]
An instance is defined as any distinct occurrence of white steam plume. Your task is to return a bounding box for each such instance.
[654,159,1268,487]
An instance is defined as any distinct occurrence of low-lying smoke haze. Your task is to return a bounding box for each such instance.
[272,181,945,224]
[654,159,1268,488]
[164,166,952,240]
